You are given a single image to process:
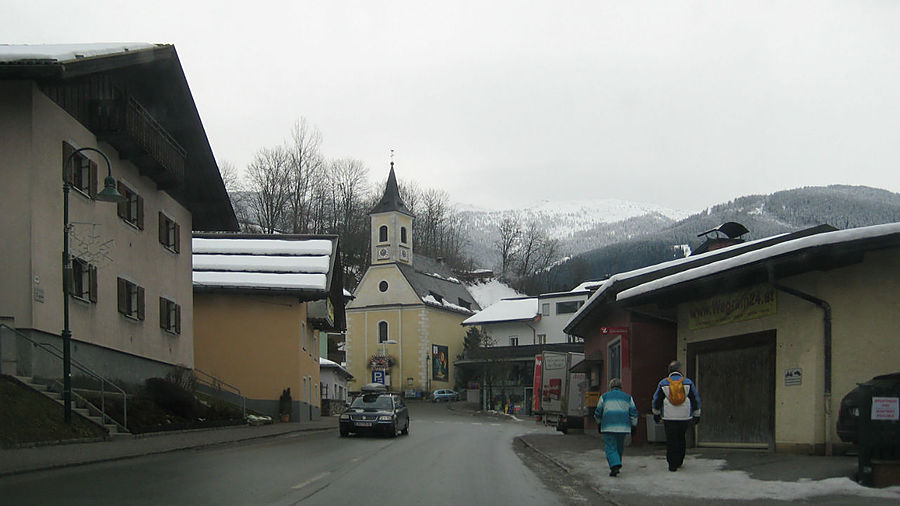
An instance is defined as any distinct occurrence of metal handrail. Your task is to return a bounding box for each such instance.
[0,323,127,431]
[193,368,246,418]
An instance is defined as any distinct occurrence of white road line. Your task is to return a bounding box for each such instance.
[291,472,330,489]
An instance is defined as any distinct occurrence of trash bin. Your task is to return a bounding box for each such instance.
[857,380,900,487]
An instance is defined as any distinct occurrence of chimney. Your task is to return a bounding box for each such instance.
[692,222,749,256]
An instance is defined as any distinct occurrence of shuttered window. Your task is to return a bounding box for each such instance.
[70,257,98,303]
[117,277,145,320]
[158,212,180,253]
[117,182,144,229]
[159,297,181,334]
[62,142,97,198]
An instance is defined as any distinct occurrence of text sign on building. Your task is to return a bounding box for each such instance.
[543,353,567,370]
[784,368,802,386]
[872,397,900,421]
[688,284,777,330]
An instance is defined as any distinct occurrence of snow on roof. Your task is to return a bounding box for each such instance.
[618,222,900,301]
[0,43,157,63]
[193,272,327,291]
[193,254,330,274]
[319,357,353,379]
[193,238,333,256]
[422,295,476,314]
[465,279,524,308]
[192,236,334,292]
[570,280,605,292]
[463,298,539,325]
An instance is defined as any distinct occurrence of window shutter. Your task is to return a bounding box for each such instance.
[159,297,167,329]
[175,304,181,334]
[136,195,144,229]
[137,285,145,320]
[62,142,74,183]
[89,160,98,198]
[117,182,126,218]
[89,265,98,302]
[174,222,181,253]
[158,213,166,245]
[117,278,127,314]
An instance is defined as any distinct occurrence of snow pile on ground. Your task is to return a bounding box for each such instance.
[567,450,900,501]
[465,279,524,308]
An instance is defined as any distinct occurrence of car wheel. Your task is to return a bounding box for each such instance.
[401,422,409,435]
[340,430,348,437]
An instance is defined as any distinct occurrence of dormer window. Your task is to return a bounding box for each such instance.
[429,291,443,303]
[379,225,388,243]
[401,227,408,244]
[458,298,471,310]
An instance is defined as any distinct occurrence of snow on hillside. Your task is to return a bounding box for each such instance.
[465,279,525,308]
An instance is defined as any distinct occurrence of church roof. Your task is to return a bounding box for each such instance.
[397,255,481,315]
[370,164,413,216]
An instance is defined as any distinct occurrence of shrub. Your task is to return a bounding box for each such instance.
[144,377,200,420]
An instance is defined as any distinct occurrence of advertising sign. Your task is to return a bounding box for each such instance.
[533,355,543,412]
[688,284,777,330]
[872,397,900,421]
[432,344,449,381]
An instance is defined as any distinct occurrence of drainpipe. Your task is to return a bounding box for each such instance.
[769,271,833,456]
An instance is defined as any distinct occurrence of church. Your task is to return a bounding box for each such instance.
[344,164,480,396]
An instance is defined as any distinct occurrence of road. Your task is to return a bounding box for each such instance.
[1,402,578,505]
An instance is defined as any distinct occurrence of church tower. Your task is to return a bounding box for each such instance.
[370,161,414,266]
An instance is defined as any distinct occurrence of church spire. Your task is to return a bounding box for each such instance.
[370,154,413,216]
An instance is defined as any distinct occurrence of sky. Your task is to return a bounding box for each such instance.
[5,1,900,212]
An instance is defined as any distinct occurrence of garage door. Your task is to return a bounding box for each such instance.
[693,334,775,449]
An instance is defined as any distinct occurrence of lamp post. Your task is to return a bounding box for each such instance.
[380,339,397,389]
[62,147,123,423]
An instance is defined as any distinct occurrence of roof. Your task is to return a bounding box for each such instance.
[192,234,337,297]
[564,224,837,336]
[462,298,538,325]
[319,357,353,380]
[370,164,413,216]
[0,43,237,231]
[397,255,481,315]
[617,222,900,303]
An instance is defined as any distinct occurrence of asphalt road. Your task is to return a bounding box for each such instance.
[1,402,567,505]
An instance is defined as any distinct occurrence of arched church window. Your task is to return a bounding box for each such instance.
[401,227,407,244]
[378,321,388,343]
[379,225,388,242]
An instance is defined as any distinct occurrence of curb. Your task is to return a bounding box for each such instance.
[516,436,572,474]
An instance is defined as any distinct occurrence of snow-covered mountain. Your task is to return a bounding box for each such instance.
[458,199,691,269]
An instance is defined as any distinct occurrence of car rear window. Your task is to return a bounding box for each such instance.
[350,395,393,410]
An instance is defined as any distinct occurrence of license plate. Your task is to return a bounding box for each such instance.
[356,422,373,427]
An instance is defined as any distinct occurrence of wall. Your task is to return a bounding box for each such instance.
[194,292,320,420]
[535,292,589,343]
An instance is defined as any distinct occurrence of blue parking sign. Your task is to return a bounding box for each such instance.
[372,370,385,384]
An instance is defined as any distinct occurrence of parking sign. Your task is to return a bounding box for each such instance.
[372,370,385,384]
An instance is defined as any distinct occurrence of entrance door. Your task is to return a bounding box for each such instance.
[691,332,775,449]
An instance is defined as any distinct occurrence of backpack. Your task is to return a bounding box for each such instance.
[667,373,686,406]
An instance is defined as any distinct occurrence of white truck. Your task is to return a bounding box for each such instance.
[539,351,587,434]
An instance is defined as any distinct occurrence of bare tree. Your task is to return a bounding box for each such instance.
[245,147,291,233]
[495,215,521,279]
[285,118,324,233]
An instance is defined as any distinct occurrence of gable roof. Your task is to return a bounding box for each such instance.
[370,164,413,216]
[0,43,237,231]
[320,357,353,380]
[462,297,538,325]
[395,254,481,315]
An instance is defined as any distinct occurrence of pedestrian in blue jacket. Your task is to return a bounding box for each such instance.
[594,378,638,476]
[652,360,701,472]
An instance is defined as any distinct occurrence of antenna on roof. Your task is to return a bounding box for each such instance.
[390,148,394,170]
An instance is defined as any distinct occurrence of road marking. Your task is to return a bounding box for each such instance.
[560,485,588,502]
[291,472,329,489]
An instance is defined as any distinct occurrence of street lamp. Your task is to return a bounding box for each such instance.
[380,339,397,389]
[62,147,123,423]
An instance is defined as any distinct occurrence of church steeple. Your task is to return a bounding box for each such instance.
[370,156,414,265]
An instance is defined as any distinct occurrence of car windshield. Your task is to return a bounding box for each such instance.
[350,395,393,410]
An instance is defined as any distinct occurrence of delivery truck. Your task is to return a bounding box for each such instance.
[539,351,587,434]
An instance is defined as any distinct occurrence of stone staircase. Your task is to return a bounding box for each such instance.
[13,375,130,438]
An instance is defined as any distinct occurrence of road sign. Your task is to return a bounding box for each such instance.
[372,370,385,384]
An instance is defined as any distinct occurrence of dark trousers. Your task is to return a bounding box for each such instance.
[663,420,691,469]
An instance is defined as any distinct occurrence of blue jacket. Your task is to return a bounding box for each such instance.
[594,388,638,433]
[652,372,701,421]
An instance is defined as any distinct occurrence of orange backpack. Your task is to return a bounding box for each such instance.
[668,373,686,405]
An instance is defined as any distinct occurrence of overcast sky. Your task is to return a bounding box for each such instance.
[5,1,900,212]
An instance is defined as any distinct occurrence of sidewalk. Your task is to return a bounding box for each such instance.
[0,417,338,477]
[518,431,900,504]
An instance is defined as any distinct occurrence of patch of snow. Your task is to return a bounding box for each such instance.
[193,254,330,273]
[422,295,475,314]
[0,43,156,63]
[193,238,333,256]
[463,298,538,325]
[465,279,525,308]
[193,271,327,291]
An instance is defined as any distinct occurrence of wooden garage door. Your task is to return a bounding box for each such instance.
[692,333,775,449]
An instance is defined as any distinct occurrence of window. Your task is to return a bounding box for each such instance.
[117,277,145,320]
[429,291,443,303]
[158,213,180,252]
[608,338,622,382]
[70,257,97,302]
[458,298,471,310]
[159,297,181,334]
[302,321,308,352]
[401,227,407,244]
[509,336,519,346]
[556,301,582,314]
[541,303,550,316]
[536,334,546,345]
[117,182,144,229]
[379,225,388,242]
[378,321,388,343]
[379,281,389,292]
[63,142,97,197]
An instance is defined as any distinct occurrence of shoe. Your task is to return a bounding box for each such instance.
[609,465,621,477]
[668,465,678,472]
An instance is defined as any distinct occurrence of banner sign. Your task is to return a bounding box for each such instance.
[432,344,449,381]
[688,284,777,330]
[533,355,543,412]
